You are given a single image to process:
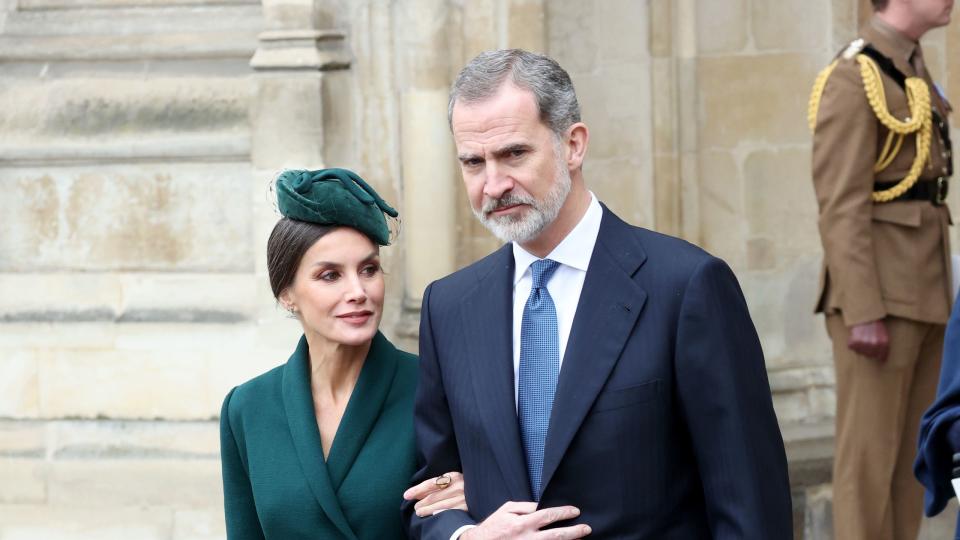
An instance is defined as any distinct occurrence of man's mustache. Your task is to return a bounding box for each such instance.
[482,193,535,215]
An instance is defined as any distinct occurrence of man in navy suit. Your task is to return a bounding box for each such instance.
[402,49,793,539]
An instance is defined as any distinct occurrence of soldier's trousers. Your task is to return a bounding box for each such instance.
[827,314,944,540]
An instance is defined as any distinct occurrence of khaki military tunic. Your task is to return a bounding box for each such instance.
[811,15,953,540]
[813,17,953,326]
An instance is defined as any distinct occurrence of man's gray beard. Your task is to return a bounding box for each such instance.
[474,157,572,245]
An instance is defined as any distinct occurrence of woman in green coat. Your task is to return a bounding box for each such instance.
[220,169,467,539]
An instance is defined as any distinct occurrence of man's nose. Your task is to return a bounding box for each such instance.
[482,163,514,199]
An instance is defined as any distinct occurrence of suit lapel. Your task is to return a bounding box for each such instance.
[539,207,647,496]
[459,245,533,501]
[326,332,397,491]
[281,335,359,540]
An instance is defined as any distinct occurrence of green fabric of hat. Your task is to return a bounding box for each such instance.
[276,168,399,245]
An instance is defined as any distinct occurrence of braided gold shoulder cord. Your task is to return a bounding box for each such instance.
[808,55,932,203]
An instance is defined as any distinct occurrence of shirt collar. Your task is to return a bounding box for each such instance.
[869,15,919,66]
[512,192,602,285]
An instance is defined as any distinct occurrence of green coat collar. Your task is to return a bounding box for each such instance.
[281,332,400,540]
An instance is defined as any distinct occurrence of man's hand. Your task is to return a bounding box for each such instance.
[461,501,590,539]
[848,319,890,361]
[402,471,467,517]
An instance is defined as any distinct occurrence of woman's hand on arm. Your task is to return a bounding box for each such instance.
[402,471,467,517]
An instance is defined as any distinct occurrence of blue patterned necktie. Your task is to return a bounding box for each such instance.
[518,258,561,501]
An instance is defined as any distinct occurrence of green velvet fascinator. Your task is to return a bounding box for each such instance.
[275,168,399,245]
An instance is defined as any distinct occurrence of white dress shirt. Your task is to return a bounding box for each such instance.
[448,193,602,540]
[510,192,602,404]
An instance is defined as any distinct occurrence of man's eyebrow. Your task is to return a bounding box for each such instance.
[457,152,481,162]
[491,143,531,158]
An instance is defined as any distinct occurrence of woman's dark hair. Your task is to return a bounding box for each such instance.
[871,0,888,10]
[266,218,334,299]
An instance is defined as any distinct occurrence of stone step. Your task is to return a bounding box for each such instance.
[3,3,263,36]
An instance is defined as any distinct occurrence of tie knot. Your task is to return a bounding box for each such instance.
[529,259,560,289]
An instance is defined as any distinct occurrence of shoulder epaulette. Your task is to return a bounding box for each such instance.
[841,38,866,60]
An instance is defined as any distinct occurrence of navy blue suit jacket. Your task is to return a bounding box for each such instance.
[403,205,793,539]
[915,292,960,537]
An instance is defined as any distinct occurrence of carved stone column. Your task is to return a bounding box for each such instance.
[393,0,459,347]
[251,0,348,329]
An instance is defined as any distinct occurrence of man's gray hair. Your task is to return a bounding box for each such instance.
[448,49,581,138]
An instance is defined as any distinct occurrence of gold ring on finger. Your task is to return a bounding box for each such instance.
[434,474,451,489]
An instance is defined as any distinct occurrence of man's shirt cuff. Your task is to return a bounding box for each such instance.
[450,524,476,540]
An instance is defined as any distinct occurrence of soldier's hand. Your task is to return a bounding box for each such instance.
[847,319,890,361]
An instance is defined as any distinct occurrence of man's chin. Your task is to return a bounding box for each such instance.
[482,219,542,244]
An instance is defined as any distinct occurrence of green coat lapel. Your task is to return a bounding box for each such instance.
[326,332,399,491]
[281,335,358,540]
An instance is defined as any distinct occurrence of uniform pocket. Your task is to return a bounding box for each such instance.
[872,201,922,227]
[870,203,922,303]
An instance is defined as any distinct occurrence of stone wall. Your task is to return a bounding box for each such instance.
[2,0,960,538]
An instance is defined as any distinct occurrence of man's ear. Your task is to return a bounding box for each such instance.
[565,122,589,171]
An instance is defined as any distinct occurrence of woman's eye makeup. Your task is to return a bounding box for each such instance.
[317,270,339,282]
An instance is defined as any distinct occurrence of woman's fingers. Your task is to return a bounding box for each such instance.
[404,471,464,502]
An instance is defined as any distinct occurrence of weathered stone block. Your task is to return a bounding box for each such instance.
[546,0,598,74]
[769,366,834,393]
[808,387,836,419]
[830,0,858,51]
[250,73,325,170]
[0,323,116,350]
[461,0,498,56]
[802,484,833,539]
[0,458,46,503]
[39,349,212,419]
[697,151,744,268]
[649,0,672,58]
[593,0,647,64]
[0,273,256,323]
[0,421,45,456]
[572,68,651,161]
[743,148,820,263]
[697,53,822,148]
[50,420,219,459]
[774,390,810,424]
[0,78,250,141]
[507,0,545,53]
[47,459,221,508]
[738,260,833,369]
[174,509,226,540]
[393,0,454,90]
[0,505,173,539]
[0,351,41,418]
[696,0,747,54]
[653,154,680,236]
[751,0,831,52]
[0,164,253,272]
[919,499,959,539]
[651,57,677,154]
[583,157,652,229]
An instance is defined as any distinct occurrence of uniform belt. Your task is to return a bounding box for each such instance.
[874,177,949,205]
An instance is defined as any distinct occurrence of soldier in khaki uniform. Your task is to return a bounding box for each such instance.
[809,0,954,538]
